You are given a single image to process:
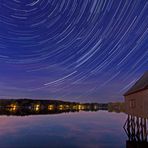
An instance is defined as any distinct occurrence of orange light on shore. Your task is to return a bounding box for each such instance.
[78,104,85,110]
[48,105,54,110]
[58,105,64,110]
[34,104,40,111]
[10,104,17,111]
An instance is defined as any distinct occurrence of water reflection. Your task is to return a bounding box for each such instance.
[0,111,126,148]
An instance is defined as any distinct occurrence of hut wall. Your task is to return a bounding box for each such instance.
[125,89,148,118]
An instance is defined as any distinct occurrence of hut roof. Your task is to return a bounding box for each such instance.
[124,71,148,96]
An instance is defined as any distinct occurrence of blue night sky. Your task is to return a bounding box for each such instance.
[0,0,147,102]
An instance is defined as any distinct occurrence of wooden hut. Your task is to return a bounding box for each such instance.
[124,71,148,118]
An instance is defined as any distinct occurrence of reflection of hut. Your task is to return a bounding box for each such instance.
[124,71,148,118]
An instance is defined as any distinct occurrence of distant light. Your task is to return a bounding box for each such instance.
[34,104,40,111]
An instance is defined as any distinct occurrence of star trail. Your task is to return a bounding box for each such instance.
[0,0,147,101]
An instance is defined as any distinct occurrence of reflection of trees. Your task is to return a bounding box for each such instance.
[124,115,148,148]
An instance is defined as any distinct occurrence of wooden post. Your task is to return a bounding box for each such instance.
[124,115,148,142]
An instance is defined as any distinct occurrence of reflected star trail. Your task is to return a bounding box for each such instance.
[0,0,147,101]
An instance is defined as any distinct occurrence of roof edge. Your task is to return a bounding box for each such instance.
[124,86,148,96]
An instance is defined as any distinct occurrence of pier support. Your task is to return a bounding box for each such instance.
[124,115,148,141]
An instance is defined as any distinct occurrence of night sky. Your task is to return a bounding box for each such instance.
[0,0,147,102]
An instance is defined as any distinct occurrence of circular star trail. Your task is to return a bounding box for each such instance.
[0,0,147,101]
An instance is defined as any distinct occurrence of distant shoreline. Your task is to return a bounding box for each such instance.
[0,98,125,115]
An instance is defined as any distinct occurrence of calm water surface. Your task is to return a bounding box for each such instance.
[0,111,127,148]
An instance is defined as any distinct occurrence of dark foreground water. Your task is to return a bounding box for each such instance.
[0,111,127,148]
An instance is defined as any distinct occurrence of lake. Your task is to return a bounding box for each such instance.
[0,111,128,148]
